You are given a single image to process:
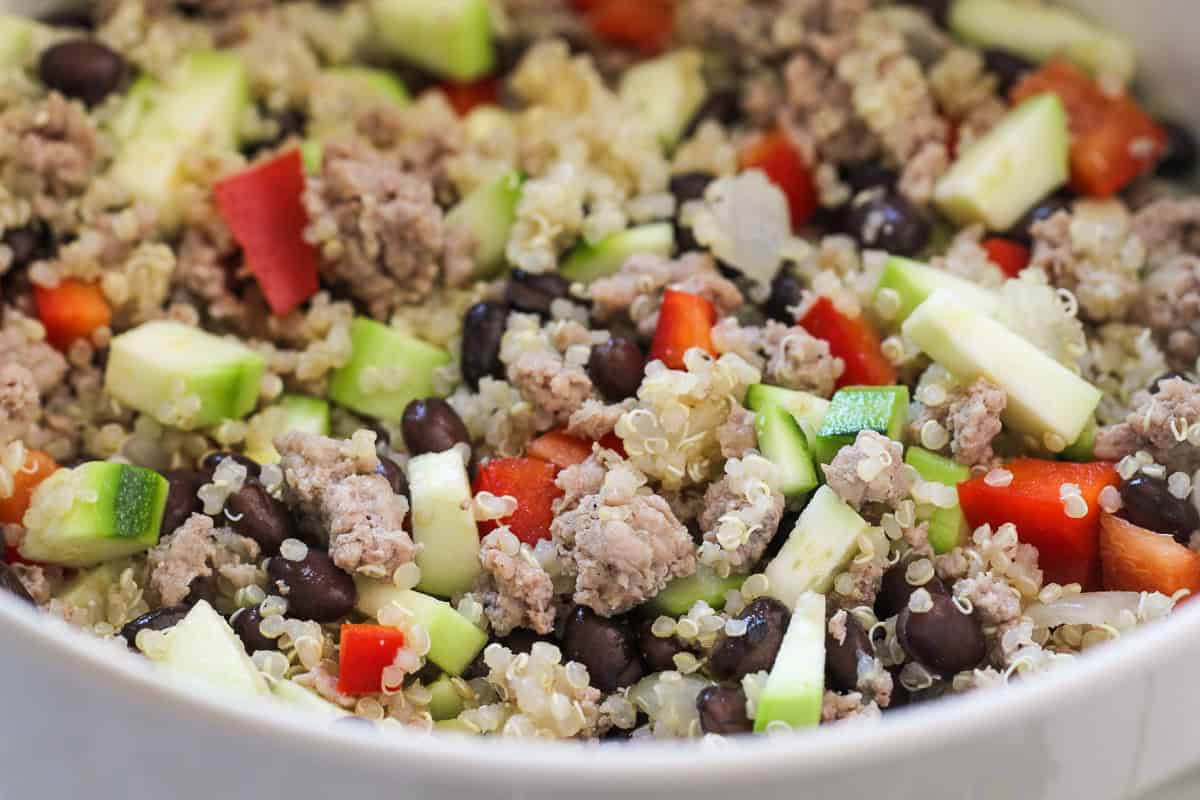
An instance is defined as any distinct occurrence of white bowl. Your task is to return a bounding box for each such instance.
[3,2,1200,799]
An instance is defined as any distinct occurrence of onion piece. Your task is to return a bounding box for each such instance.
[685,171,792,289]
[1025,591,1142,629]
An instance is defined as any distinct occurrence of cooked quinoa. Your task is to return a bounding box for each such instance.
[2,0,1200,743]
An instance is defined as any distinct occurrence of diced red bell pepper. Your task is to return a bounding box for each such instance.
[213,149,320,316]
[33,280,111,351]
[526,429,627,469]
[1099,514,1200,598]
[958,459,1120,588]
[585,0,674,54]
[981,237,1031,278]
[798,296,896,388]
[648,288,717,370]
[0,449,58,526]
[740,130,819,230]
[337,624,406,695]
[1069,96,1168,198]
[440,76,500,117]
[1012,61,1167,198]
[527,429,594,470]
[474,457,563,546]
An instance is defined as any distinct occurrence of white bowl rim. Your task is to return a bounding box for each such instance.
[3,587,1197,789]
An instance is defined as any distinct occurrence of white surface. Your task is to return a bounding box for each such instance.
[2,1,1200,799]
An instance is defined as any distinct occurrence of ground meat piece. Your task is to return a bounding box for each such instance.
[293,661,357,709]
[0,310,68,394]
[276,431,417,575]
[303,140,446,318]
[567,399,631,440]
[830,556,885,608]
[554,455,608,514]
[945,380,1006,467]
[1131,197,1200,266]
[147,513,261,606]
[1029,210,1142,322]
[715,401,757,459]
[697,455,784,574]
[507,350,594,426]
[323,474,417,577]
[659,488,706,526]
[908,377,1006,468]
[898,141,949,208]
[1135,254,1200,365]
[12,563,55,606]
[173,216,247,324]
[822,430,913,512]
[551,460,696,616]
[954,574,1020,627]
[475,529,557,636]
[351,93,462,195]
[0,92,98,216]
[820,690,881,723]
[276,430,380,519]
[762,321,844,397]
[1095,378,1200,472]
[589,252,742,338]
[0,364,38,443]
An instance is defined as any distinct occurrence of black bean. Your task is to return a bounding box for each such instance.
[875,557,946,621]
[225,480,294,555]
[983,49,1034,95]
[825,612,874,693]
[1150,372,1190,394]
[0,561,34,605]
[897,0,951,24]
[668,172,714,205]
[884,669,912,711]
[231,604,278,653]
[506,269,571,317]
[896,592,986,677]
[561,606,644,693]
[681,88,741,141]
[675,222,702,256]
[376,456,408,497]
[841,162,898,195]
[637,618,687,673]
[708,596,790,682]
[1157,119,1197,179]
[1119,475,1200,544]
[1005,192,1072,245]
[267,549,356,622]
[4,221,52,272]
[845,188,930,257]
[38,39,128,106]
[120,604,189,648]
[199,451,261,480]
[160,469,206,537]
[762,272,804,325]
[460,301,508,390]
[696,685,753,735]
[186,574,219,607]
[587,337,645,401]
[401,397,470,456]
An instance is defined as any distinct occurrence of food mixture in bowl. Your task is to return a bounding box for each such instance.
[1,0,1199,741]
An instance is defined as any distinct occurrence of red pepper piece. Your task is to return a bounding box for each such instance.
[958,459,1120,589]
[586,0,674,54]
[337,624,406,695]
[33,280,111,351]
[213,149,320,316]
[648,289,717,371]
[798,296,896,388]
[1012,61,1167,198]
[981,237,1031,278]
[0,449,58,526]
[740,130,819,230]
[1100,514,1200,598]
[473,457,563,546]
[440,76,500,117]
[526,429,595,470]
